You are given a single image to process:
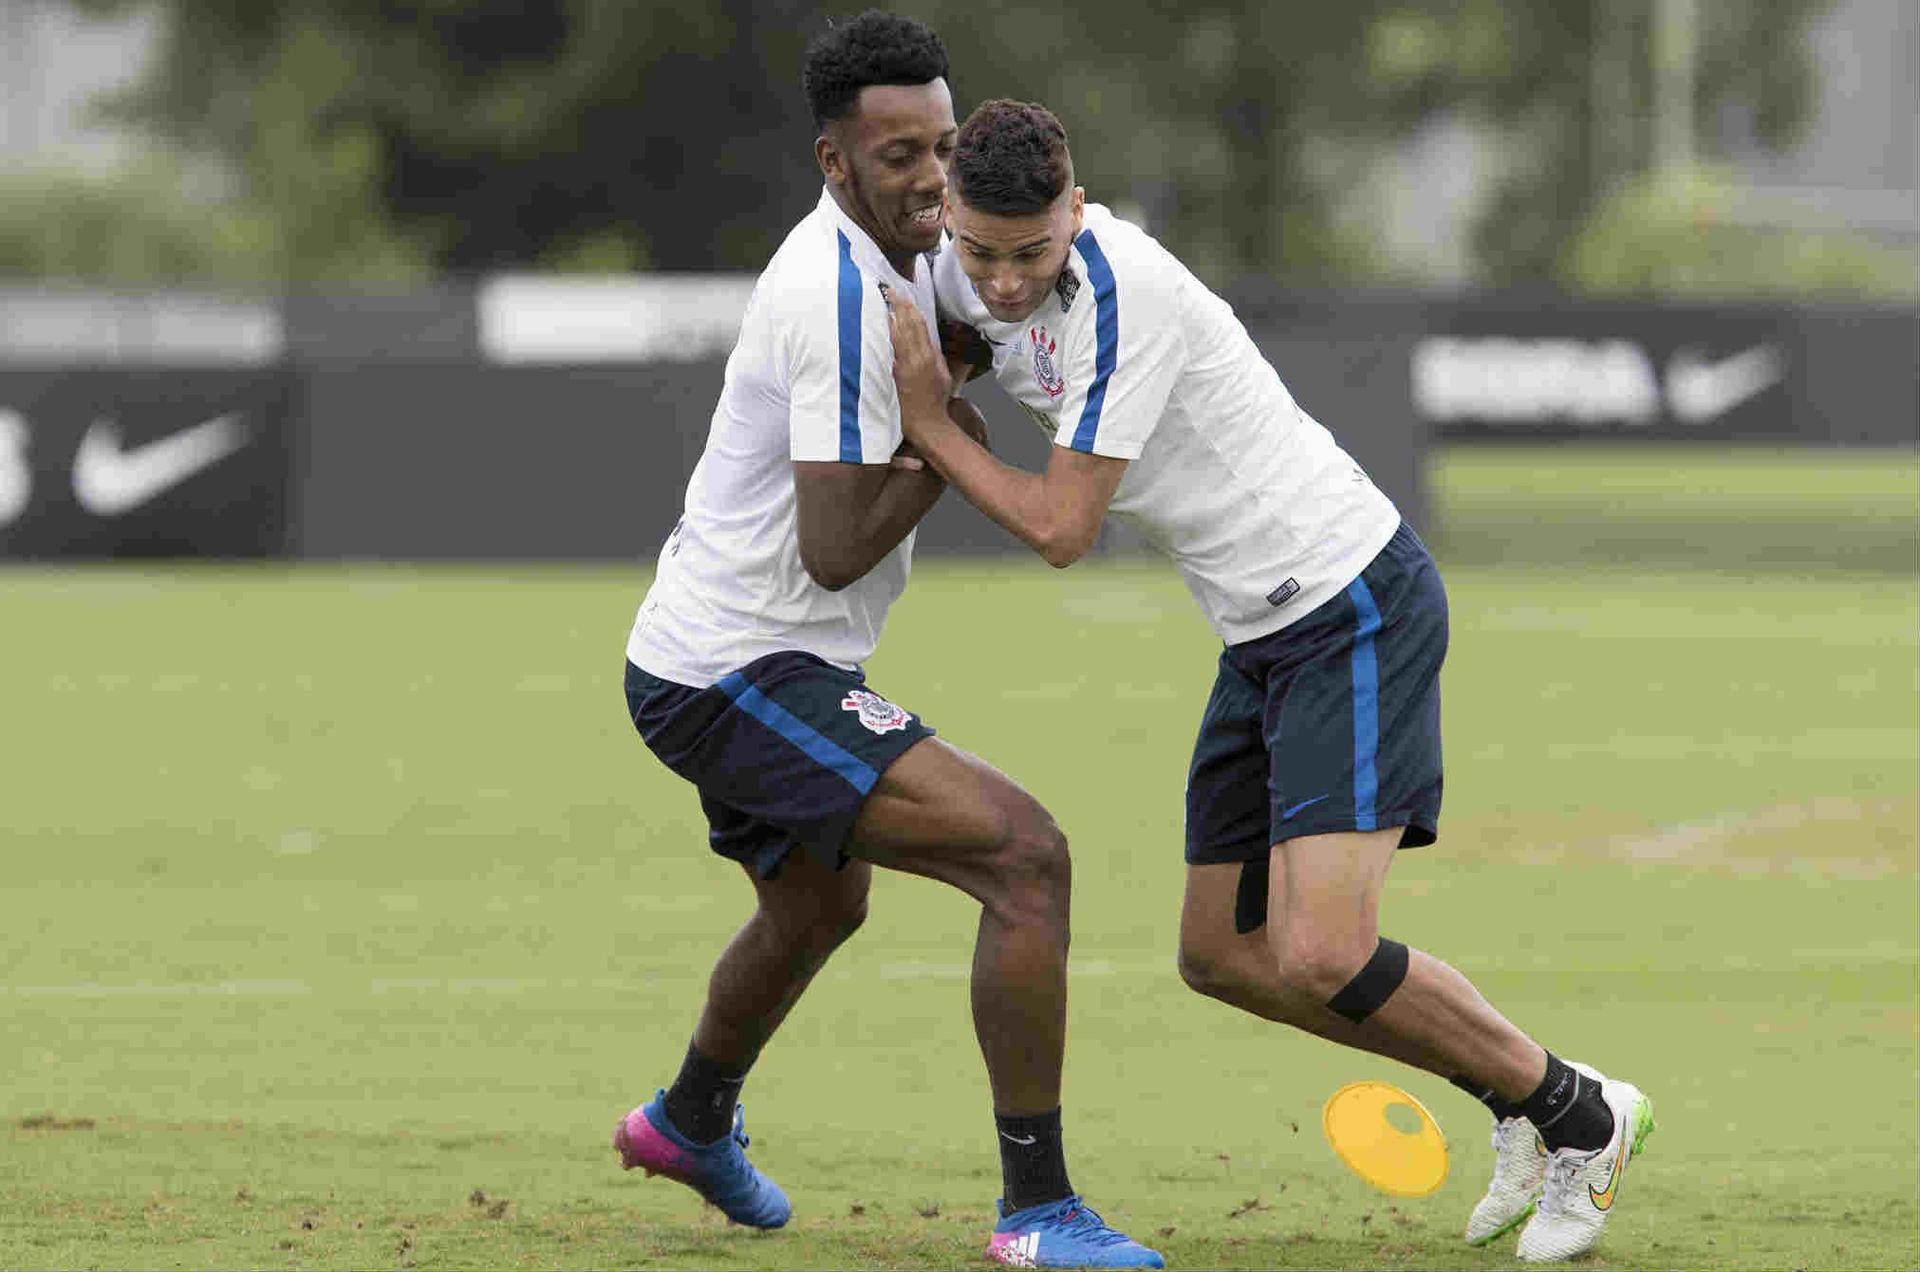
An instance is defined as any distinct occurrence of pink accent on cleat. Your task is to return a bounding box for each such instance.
[614,1106,692,1179]
[989,1230,1031,1265]
[611,1092,792,1228]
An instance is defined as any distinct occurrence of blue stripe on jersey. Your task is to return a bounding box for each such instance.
[716,671,880,794]
[835,231,863,463]
[1346,578,1383,832]
[1068,229,1119,453]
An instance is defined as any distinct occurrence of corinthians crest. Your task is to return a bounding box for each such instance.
[841,689,911,734]
[1030,326,1065,399]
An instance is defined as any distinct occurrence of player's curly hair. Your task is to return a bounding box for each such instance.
[802,10,950,127]
[951,99,1071,216]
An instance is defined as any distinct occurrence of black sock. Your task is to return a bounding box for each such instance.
[995,1108,1073,1212]
[662,1044,748,1145]
[1519,1053,1615,1154]
[1450,1074,1524,1122]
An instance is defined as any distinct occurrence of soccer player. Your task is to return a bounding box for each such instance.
[615,20,1160,1270]
[882,99,1655,1263]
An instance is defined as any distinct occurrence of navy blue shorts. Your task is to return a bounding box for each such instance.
[1184,522,1447,930]
[625,652,936,879]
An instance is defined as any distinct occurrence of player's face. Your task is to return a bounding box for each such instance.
[946,186,1085,324]
[818,80,957,266]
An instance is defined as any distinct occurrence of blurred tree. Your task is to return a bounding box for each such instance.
[0,162,257,285]
[0,154,427,288]
[72,0,827,275]
[64,0,1838,288]
[1564,167,1919,299]
[1362,0,1831,284]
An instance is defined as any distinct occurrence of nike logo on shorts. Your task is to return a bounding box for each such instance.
[1280,794,1330,820]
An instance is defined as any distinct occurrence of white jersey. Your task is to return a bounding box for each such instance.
[627,188,941,687]
[934,203,1400,645]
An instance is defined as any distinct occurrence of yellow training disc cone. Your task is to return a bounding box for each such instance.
[1322,1081,1449,1197]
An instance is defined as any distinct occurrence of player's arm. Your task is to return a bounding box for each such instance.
[884,288,1127,568]
[792,400,986,590]
[787,279,986,592]
[792,459,939,591]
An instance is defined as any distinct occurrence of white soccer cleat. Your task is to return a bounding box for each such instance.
[1464,1116,1547,1246]
[1515,1072,1656,1262]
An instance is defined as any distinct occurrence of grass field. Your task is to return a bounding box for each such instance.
[3,447,1916,1270]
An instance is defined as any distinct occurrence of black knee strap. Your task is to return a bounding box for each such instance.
[1326,937,1409,1024]
[1232,859,1268,934]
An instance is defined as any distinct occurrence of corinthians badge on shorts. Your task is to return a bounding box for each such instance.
[841,689,911,734]
[1030,326,1065,399]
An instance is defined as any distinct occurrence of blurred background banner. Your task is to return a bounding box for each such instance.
[1415,298,1918,444]
[289,362,720,562]
[0,365,295,559]
[2,286,1915,561]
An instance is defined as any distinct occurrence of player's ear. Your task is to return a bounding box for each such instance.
[1068,186,1085,237]
[816,132,845,185]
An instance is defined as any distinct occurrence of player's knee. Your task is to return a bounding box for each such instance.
[759,887,868,960]
[1175,940,1248,1002]
[984,809,1071,928]
[1274,927,1382,1003]
[1280,931,1411,1024]
[821,892,869,948]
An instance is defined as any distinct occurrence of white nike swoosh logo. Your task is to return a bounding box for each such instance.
[999,1132,1038,1145]
[72,415,249,516]
[0,409,30,527]
[1664,346,1785,423]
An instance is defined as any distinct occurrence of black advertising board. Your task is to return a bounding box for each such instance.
[287,358,1429,562]
[1412,297,1917,444]
[0,368,296,559]
[291,363,723,560]
[5,290,1900,565]
[291,362,1070,560]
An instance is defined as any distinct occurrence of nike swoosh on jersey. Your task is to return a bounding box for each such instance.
[72,415,249,516]
[1664,345,1785,423]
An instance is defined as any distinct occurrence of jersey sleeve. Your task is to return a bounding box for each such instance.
[1052,231,1181,460]
[785,234,900,464]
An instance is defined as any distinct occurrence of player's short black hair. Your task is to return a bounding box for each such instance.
[952,99,1072,216]
[802,11,950,128]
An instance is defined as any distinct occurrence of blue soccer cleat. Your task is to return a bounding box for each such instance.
[613,1090,791,1229]
[987,1194,1165,1268]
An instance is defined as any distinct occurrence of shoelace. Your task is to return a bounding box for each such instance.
[1538,1150,1585,1215]
[1493,1120,1542,1169]
[1055,1203,1133,1247]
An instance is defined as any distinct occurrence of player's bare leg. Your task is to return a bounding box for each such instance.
[847,737,1070,1117]
[1272,827,1545,1096]
[1177,828,1650,1260]
[614,852,872,1228]
[689,853,873,1069]
[849,736,1161,1268]
[1178,856,1484,1079]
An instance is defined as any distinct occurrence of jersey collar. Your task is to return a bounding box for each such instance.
[817,186,923,286]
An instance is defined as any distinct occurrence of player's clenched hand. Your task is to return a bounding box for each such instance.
[940,319,992,387]
[881,285,951,432]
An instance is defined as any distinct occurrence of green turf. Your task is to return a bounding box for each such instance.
[1431,443,1919,574]
[3,451,1916,1269]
